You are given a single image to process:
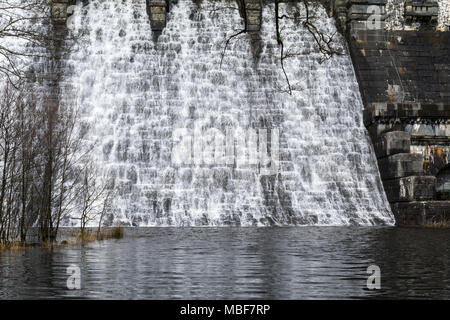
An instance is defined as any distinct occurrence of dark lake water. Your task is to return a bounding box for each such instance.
[1,227,450,299]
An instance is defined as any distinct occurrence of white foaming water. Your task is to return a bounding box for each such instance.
[61,0,394,226]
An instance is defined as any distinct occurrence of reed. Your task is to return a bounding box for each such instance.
[0,240,26,251]
[425,221,450,229]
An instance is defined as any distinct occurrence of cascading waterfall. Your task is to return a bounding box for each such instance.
[60,0,395,226]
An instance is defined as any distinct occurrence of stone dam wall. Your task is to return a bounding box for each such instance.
[49,0,449,226]
[338,0,450,225]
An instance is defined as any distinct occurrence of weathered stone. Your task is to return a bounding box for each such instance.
[378,153,424,180]
[149,0,167,6]
[245,0,262,32]
[412,144,450,175]
[345,0,387,32]
[247,15,261,25]
[347,4,386,16]
[436,166,450,200]
[52,3,68,22]
[404,1,439,26]
[391,201,450,226]
[383,176,436,202]
[375,131,411,158]
[150,6,165,14]
[152,13,166,21]
[246,2,261,10]
[346,0,387,5]
[147,0,167,31]
[363,103,450,127]
[341,9,449,226]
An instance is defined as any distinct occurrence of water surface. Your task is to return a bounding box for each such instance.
[1,227,450,299]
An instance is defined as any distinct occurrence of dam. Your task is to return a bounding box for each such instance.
[1,0,450,301]
[48,0,398,226]
[0,0,448,234]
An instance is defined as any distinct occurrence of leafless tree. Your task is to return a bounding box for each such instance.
[213,0,342,94]
[35,100,98,242]
[0,0,53,87]
[0,1,113,246]
[0,81,103,244]
[0,83,41,243]
[97,180,116,240]
[72,161,115,241]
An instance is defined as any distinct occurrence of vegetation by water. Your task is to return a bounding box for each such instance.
[425,221,450,229]
[78,226,124,242]
[0,226,125,252]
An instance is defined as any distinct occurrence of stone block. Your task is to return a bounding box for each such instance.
[246,1,261,11]
[383,175,436,202]
[378,153,424,180]
[391,201,450,226]
[346,0,387,5]
[52,3,68,22]
[150,6,165,14]
[348,4,386,15]
[147,0,167,31]
[348,20,386,31]
[149,0,167,7]
[245,0,261,32]
[375,131,411,158]
[152,13,166,21]
[436,166,450,200]
[363,103,450,128]
[247,15,261,25]
[247,24,260,32]
[404,1,439,17]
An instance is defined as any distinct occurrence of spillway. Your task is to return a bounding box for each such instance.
[59,0,394,226]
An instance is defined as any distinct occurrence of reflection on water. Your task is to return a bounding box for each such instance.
[1,227,450,299]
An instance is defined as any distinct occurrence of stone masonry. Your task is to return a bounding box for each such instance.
[146,0,169,31]
[338,0,450,226]
[245,0,263,32]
